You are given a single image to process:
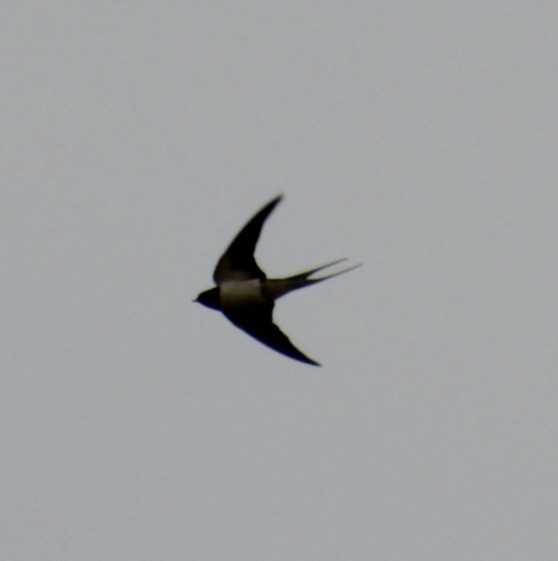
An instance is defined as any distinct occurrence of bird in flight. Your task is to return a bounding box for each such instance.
[194,195,360,366]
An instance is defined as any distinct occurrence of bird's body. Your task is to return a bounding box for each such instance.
[195,195,360,366]
[220,279,266,309]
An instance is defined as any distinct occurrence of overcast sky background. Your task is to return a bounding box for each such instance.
[2,3,557,560]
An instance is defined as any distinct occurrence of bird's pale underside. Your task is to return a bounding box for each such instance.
[195,195,360,366]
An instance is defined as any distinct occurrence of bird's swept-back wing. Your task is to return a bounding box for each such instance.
[213,195,283,283]
[223,302,320,366]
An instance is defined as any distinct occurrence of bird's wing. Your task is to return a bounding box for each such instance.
[213,195,282,283]
[223,302,320,366]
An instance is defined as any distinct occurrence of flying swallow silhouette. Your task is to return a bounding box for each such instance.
[194,195,361,366]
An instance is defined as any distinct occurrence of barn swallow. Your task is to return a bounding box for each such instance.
[194,195,360,366]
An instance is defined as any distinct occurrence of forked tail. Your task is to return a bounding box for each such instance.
[266,259,362,299]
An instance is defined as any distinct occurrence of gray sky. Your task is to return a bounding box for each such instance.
[2,3,557,560]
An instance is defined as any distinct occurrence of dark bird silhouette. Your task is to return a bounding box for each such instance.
[194,195,360,365]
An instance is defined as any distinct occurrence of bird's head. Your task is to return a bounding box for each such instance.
[194,287,221,310]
